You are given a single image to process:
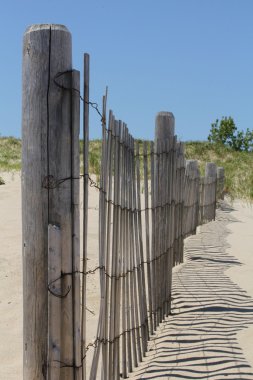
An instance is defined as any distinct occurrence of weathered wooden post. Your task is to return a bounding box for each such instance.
[155,112,175,141]
[184,160,200,237]
[174,142,185,264]
[204,162,217,222]
[22,24,80,380]
[177,142,185,263]
[217,167,225,200]
[205,162,217,178]
[154,112,175,321]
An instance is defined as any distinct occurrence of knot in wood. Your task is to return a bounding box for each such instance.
[42,175,57,189]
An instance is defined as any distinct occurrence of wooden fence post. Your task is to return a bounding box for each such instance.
[217,167,225,200]
[205,162,217,178]
[204,162,217,222]
[22,24,80,380]
[177,142,185,263]
[184,160,200,237]
[155,112,175,142]
[175,142,185,264]
[155,111,175,322]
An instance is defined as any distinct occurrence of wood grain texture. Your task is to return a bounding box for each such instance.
[22,24,79,380]
[48,224,62,380]
[143,142,153,334]
[82,53,90,380]
[71,70,81,380]
[154,112,177,323]
[155,111,175,141]
[217,167,225,200]
[204,162,217,222]
[184,160,200,238]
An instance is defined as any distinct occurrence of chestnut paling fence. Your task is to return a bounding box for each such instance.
[88,113,223,380]
[21,24,225,380]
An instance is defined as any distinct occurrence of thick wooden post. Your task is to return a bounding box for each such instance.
[184,160,199,237]
[22,24,79,380]
[204,162,217,221]
[155,112,175,142]
[205,162,217,179]
[155,111,175,322]
[217,167,225,200]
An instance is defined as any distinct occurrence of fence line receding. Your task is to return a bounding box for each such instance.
[21,24,225,380]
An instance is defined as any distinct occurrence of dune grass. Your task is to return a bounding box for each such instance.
[1,137,252,200]
[185,141,253,200]
[0,137,21,172]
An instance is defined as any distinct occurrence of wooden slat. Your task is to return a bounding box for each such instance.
[121,124,127,378]
[136,142,149,353]
[99,91,109,379]
[102,111,114,379]
[89,102,109,380]
[114,121,123,379]
[150,141,156,329]
[126,137,135,363]
[71,70,81,380]
[130,136,142,365]
[82,53,89,380]
[143,142,153,334]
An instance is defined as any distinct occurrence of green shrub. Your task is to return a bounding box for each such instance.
[208,117,253,152]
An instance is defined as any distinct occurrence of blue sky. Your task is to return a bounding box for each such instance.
[1,0,253,141]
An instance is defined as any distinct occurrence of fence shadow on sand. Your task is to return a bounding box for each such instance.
[130,203,253,380]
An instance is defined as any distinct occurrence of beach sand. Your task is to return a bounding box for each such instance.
[0,172,101,379]
[0,172,253,379]
[227,200,253,370]
[129,201,253,379]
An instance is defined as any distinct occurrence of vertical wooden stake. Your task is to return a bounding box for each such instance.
[143,142,153,334]
[150,142,156,329]
[72,70,81,380]
[103,111,114,379]
[82,53,90,380]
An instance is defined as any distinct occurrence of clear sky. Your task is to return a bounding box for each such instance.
[1,0,253,141]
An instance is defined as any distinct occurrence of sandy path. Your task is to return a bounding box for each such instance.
[130,202,253,379]
[227,201,253,370]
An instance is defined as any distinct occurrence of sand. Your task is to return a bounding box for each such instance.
[0,172,101,379]
[0,172,22,380]
[0,172,253,379]
[227,201,253,370]
[129,201,253,379]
